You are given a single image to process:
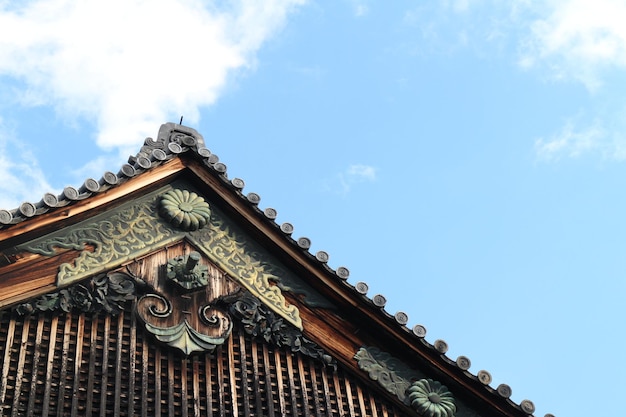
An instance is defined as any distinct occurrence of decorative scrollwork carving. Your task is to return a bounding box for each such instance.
[200,305,224,326]
[354,346,416,402]
[19,184,313,329]
[215,290,334,365]
[141,294,172,318]
[137,292,233,356]
[134,286,331,361]
[15,271,139,316]
[21,192,181,285]
[190,212,307,328]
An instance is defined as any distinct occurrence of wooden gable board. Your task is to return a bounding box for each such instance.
[0,123,541,417]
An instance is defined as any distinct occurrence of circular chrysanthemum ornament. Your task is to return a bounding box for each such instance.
[407,379,456,417]
[160,189,211,231]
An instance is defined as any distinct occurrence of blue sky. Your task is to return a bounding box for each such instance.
[2,1,626,416]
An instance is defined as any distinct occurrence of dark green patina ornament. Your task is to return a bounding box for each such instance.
[407,379,456,417]
[166,251,209,290]
[160,189,211,231]
[354,347,457,417]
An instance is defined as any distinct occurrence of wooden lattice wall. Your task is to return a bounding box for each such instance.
[0,308,409,417]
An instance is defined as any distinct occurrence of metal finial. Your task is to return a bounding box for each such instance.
[179,116,183,125]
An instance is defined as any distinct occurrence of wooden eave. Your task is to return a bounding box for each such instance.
[0,124,541,417]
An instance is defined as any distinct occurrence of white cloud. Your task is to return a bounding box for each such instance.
[519,0,626,90]
[347,0,369,17]
[354,5,368,17]
[347,164,377,181]
[0,119,57,209]
[0,0,305,150]
[336,164,377,194]
[402,1,626,89]
[535,120,606,161]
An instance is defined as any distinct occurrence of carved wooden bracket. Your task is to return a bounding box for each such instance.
[136,292,233,356]
[166,251,209,290]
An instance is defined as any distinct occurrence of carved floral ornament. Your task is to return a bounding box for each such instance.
[354,347,456,417]
[408,379,456,417]
[159,189,211,231]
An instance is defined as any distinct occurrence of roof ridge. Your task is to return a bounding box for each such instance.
[0,123,553,417]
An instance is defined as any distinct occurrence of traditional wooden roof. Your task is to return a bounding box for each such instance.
[0,123,552,417]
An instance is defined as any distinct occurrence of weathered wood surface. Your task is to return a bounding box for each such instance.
[0,304,412,416]
[0,231,417,416]
[0,249,80,309]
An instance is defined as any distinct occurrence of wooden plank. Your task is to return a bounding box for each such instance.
[99,315,110,417]
[380,403,390,417]
[41,315,58,417]
[113,313,124,417]
[261,344,275,417]
[367,393,380,417]
[285,353,299,417]
[0,279,57,309]
[167,352,175,417]
[85,315,99,417]
[296,357,312,417]
[216,347,225,417]
[57,313,72,417]
[343,376,356,417]
[192,356,200,417]
[307,360,323,417]
[274,350,286,417]
[0,250,82,309]
[357,385,376,417]
[296,307,361,365]
[204,355,213,417]
[0,314,16,407]
[10,317,30,417]
[181,358,188,417]
[141,333,149,417]
[319,367,333,417]
[249,339,263,417]
[236,333,251,416]
[226,337,239,416]
[70,314,85,417]
[332,373,346,417]
[154,349,161,417]
[128,310,137,417]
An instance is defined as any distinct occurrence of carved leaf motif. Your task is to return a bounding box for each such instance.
[215,290,334,365]
[354,347,416,403]
[15,271,139,316]
[144,320,232,356]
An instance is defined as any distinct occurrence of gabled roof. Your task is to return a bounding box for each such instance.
[0,123,552,417]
